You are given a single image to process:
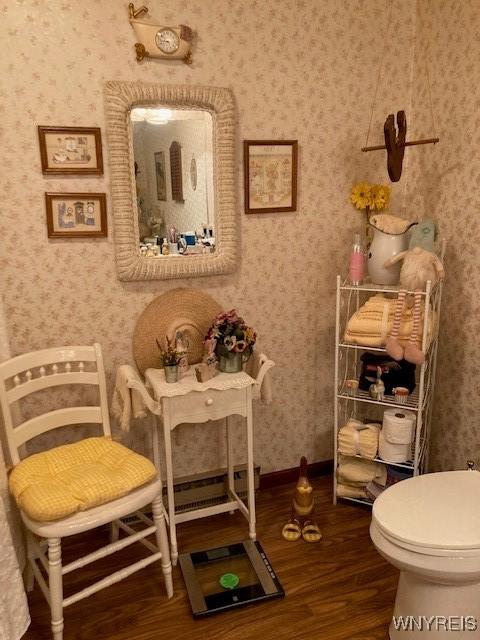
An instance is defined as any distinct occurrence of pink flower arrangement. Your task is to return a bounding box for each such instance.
[204,309,256,361]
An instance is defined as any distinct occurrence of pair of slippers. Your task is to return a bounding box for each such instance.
[282,518,322,543]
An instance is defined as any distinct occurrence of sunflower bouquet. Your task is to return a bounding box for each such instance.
[350,181,391,220]
[204,309,256,367]
[350,182,391,246]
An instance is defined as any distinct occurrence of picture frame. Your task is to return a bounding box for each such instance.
[170,140,184,202]
[243,140,298,214]
[45,193,107,238]
[154,151,167,201]
[38,126,103,175]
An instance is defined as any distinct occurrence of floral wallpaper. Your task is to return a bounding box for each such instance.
[0,0,417,476]
[406,0,480,471]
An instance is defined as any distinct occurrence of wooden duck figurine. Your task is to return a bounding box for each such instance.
[282,457,322,543]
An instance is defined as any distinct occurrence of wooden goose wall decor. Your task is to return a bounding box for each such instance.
[361,110,439,182]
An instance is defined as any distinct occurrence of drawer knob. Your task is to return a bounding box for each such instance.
[205,398,214,406]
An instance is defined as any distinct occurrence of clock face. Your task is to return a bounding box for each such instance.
[155,28,180,54]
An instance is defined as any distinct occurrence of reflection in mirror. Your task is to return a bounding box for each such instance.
[131,107,215,258]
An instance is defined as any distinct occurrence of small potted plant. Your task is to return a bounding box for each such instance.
[204,309,256,373]
[156,336,182,383]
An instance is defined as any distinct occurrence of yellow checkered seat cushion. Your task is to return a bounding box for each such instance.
[9,437,157,522]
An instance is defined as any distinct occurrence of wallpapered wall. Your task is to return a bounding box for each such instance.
[406,0,480,471]
[1,0,416,476]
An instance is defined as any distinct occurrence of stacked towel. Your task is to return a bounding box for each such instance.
[336,455,387,500]
[338,419,380,459]
[344,294,435,349]
[336,483,368,500]
[337,456,387,486]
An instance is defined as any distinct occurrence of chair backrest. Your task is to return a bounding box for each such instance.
[0,343,111,465]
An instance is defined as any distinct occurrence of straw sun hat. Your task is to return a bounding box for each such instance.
[132,288,222,375]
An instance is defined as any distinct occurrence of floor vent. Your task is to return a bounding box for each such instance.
[120,464,260,525]
[169,463,260,513]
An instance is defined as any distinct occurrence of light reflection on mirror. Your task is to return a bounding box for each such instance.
[130,107,215,258]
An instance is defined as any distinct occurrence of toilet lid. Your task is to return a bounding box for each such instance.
[372,471,480,552]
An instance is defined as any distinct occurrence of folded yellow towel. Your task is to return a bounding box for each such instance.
[337,455,387,487]
[336,482,368,499]
[338,420,380,460]
[344,294,435,348]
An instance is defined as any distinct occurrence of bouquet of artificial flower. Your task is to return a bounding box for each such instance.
[156,336,182,366]
[204,309,256,362]
[350,181,391,219]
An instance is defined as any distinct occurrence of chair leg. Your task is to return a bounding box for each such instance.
[25,531,35,592]
[152,495,173,598]
[48,538,64,640]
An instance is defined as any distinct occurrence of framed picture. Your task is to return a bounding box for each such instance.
[154,151,167,201]
[38,126,103,175]
[45,193,107,238]
[243,140,298,214]
[170,141,184,202]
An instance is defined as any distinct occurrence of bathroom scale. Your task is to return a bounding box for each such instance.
[179,540,284,617]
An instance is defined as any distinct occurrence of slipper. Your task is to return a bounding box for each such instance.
[281,519,302,541]
[301,520,322,543]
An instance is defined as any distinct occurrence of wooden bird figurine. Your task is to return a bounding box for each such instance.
[384,110,407,182]
[281,457,322,543]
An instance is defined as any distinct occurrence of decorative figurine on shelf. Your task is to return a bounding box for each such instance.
[281,457,322,543]
[369,366,385,401]
[384,220,444,365]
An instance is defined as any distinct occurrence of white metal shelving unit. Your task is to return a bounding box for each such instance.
[333,263,444,507]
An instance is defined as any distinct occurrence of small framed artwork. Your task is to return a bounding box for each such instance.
[244,140,298,214]
[38,126,103,175]
[45,193,107,238]
[154,151,167,201]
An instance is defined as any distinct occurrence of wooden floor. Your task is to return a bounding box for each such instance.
[24,476,397,640]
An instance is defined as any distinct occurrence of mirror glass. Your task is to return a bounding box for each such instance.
[131,107,215,258]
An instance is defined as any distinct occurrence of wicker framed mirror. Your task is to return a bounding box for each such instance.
[104,81,237,281]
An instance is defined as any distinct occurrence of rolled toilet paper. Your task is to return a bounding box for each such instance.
[382,408,416,444]
[378,430,412,464]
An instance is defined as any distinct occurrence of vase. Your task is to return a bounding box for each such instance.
[164,364,179,383]
[218,353,243,373]
[367,225,408,285]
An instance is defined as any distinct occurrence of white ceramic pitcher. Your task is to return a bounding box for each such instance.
[367,225,409,285]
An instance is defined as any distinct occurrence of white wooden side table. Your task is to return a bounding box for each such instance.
[144,368,257,566]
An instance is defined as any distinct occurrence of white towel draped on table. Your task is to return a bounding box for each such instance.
[111,364,149,432]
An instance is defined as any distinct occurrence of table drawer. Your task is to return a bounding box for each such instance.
[165,387,248,423]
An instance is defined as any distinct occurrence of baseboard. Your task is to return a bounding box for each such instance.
[259,459,334,490]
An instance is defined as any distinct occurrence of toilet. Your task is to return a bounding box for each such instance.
[370,471,480,638]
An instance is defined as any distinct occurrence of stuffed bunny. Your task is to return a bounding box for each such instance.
[384,220,444,365]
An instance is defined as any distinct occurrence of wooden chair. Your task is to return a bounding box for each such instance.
[0,343,173,640]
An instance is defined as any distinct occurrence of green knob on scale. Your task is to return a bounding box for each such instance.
[219,573,239,590]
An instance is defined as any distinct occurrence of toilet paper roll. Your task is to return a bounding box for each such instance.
[378,430,412,463]
[382,408,415,445]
